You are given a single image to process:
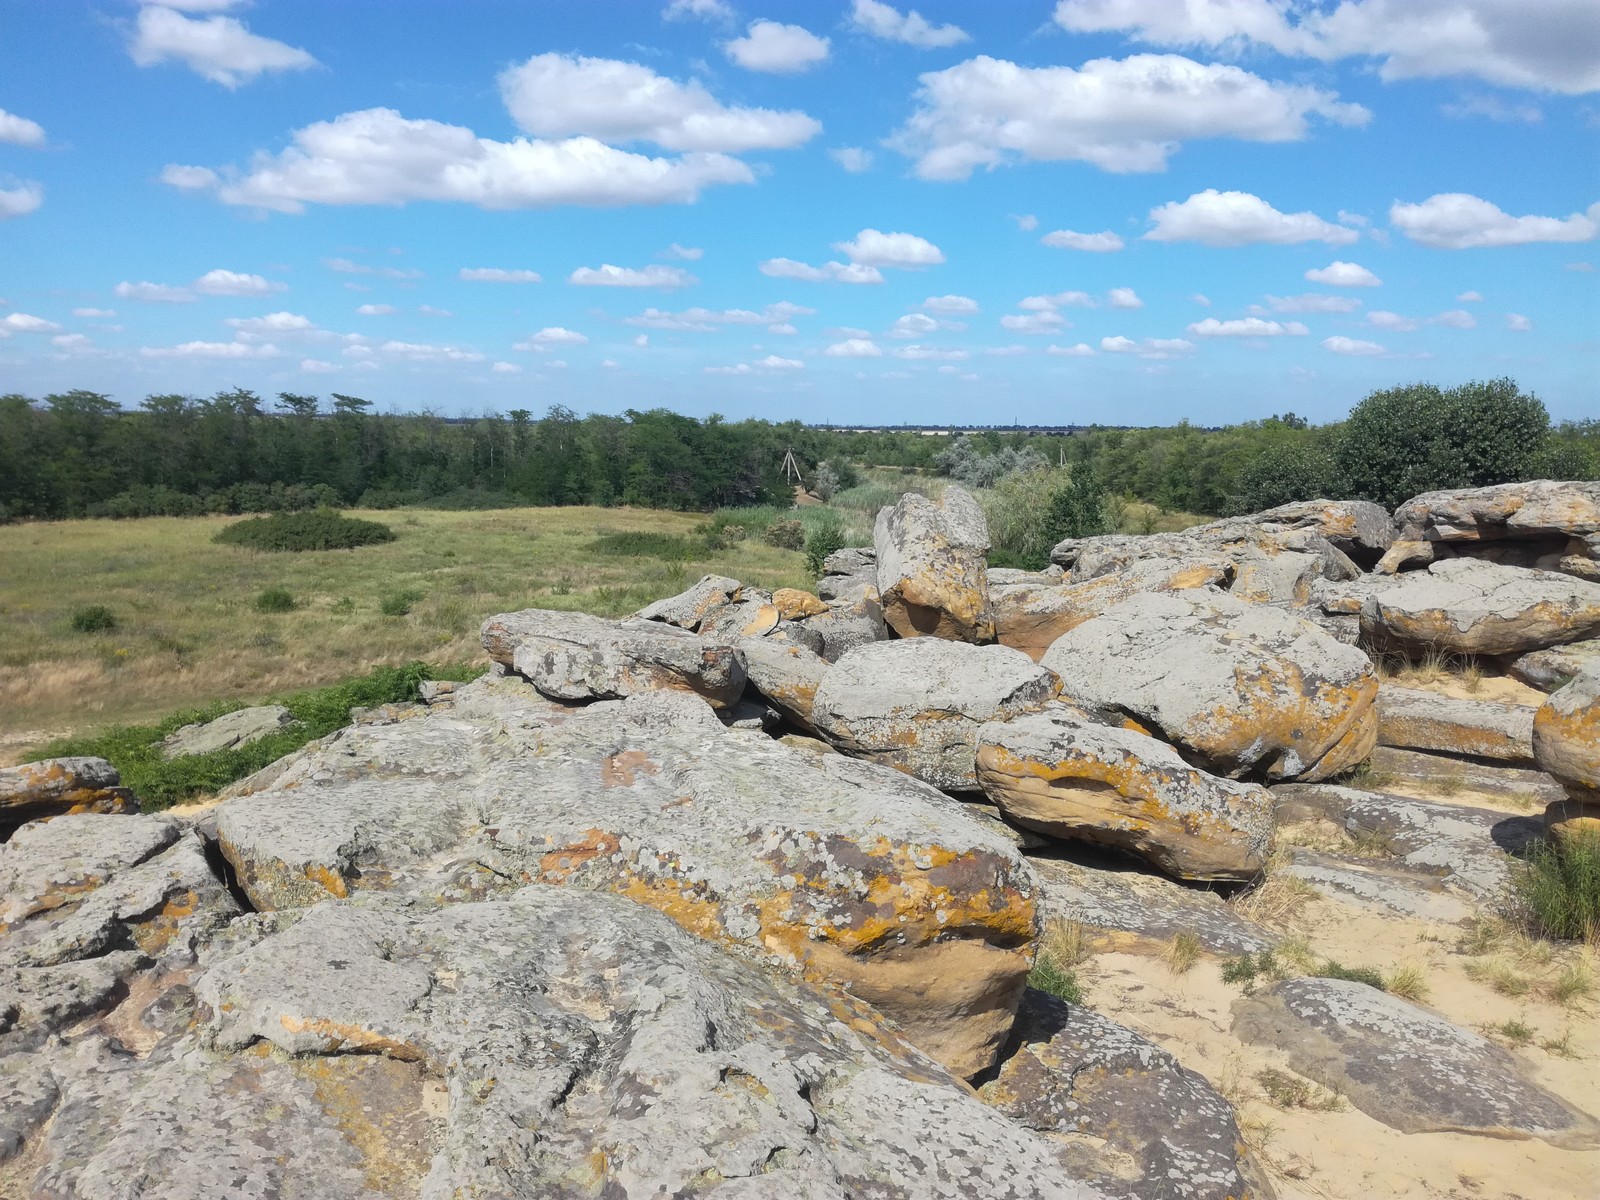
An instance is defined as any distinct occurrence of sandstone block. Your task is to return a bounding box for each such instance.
[874,486,995,641]
[1360,558,1600,656]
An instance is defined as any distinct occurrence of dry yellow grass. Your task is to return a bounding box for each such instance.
[0,507,814,755]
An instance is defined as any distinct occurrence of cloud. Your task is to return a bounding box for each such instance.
[52,333,91,350]
[1101,335,1195,358]
[1001,311,1067,334]
[73,308,115,318]
[624,301,814,331]
[921,294,978,313]
[893,344,969,360]
[162,164,220,191]
[1569,261,1595,271]
[0,182,43,219]
[1304,260,1382,287]
[128,4,317,88]
[662,0,732,20]
[755,354,805,369]
[1041,228,1124,252]
[1507,312,1533,331]
[460,267,542,283]
[1435,309,1477,328]
[499,53,820,153]
[986,344,1028,356]
[888,313,941,338]
[824,338,884,357]
[418,305,453,317]
[1390,193,1600,248]
[141,339,282,359]
[115,280,196,303]
[850,1,969,48]
[1442,94,1543,122]
[1188,317,1309,336]
[325,257,423,279]
[356,303,396,315]
[492,361,523,374]
[830,146,874,172]
[1021,291,1095,310]
[370,340,485,363]
[1108,287,1142,309]
[1011,214,1039,231]
[660,243,703,260]
[1366,310,1420,331]
[893,54,1368,180]
[759,258,884,284]
[1260,293,1363,314]
[2,313,61,333]
[166,108,757,213]
[1052,0,1600,95]
[725,20,830,73]
[1322,335,1386,355]
[1457,289,1484,301]
[1190,293,1211,306]
[833,228,945,268]
[0,108,45,147]
[1146,190,1360,246]
[194,268,285,296]
[1047,343,1095,356]
[569,263,696,288]
[515,326,589,350]
[225,311,314,335]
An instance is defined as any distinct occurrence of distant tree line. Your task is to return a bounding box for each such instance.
[0,378,1593,523]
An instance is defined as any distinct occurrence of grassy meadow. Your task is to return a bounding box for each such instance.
[0,505,816,757]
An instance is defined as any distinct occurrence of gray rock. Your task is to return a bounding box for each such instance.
[976,705,1274,882]
[481,607,747,709]
[736,635,829,732]
[1360,557,1600,656]
[1381,480,1600,578]
[698,587,779,642]
[987,565,1064,586]
[636,573,743,628]
[1365,746,1567,807]
[1510,636,1600,691]
[1376,684,1536,764]
[1222,498,1395,564]
[1041,591,1379,782]
[1280,848,1475,922]
[811,640,1060,791]
[811,551,890,662]
[1232,976,1600,1147]
[1533,660,1600,793]
[212,681,1041,1078]
[0,758,137,838]
[417,679,459,704]
[982,989,1274,1200]
[874,487,995,642]
[159,705,294,759]
[1272,783,1543,900]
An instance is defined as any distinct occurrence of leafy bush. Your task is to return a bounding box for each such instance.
[214,509,396,552]
[380,589,423,617]
[588,531,706,561]
[40,661,485,808]
[981,467,1071,570]
[1510,834,1600,940]
[1226,439,1342,515]
[1046,466,1109,541]
[804,520,848,577]
[71,605,117,633]
[254,587,296,613]
[935,434,1049,488]
[764,519,805,550]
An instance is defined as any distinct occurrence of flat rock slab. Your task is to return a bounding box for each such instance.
[1389,480,1600,556]
[1281,848,1475,922]
[1367,745,1567,808]
[1233,976,1600,1147]
[1027,852,1275,957]
[1376,684,1536,765]
[811,639,1060,791]
[635,573,742,628]
[32,889,1115,1200]
[1360,557,1600,656]
[1272,783,1543,900]
[1511,636,1600,691]
[736,635,830,732]
[981,989,1272,1200]
[0,758,137,839]
[976,705,1273,882]
[159,705,294,759]
[1042,590,1378,782]
[212,677,1040,1078]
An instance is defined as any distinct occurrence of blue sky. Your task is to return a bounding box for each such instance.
[1,0,1597,424]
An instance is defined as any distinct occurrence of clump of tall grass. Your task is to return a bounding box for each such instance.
[1509,834,1600,942]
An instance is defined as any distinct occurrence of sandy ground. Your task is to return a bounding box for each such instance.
[1391,673,1548,708]
[1076,774,1599,1200]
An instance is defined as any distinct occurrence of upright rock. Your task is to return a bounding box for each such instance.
[0,758,137,840]
[1042,591,1378,782]
[874,486,996,641]
[1360,558,1600,656]
[1532,662,1600,843]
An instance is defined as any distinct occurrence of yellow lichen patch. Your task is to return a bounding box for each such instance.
[773,588,829,620]
[294,1053,441,1195]
[129,888,200,955]
[536,829,623,883]
[278,1014,426,1061]
[304,863,350,900]
[612,873,729,944]
[739,604,781,637]
[599,750,660,788]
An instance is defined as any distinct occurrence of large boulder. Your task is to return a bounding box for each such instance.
[1379,480,1600,578]
[874,486,995,642]
[810,640,1061,791]
[982,990,1273,1200]
[481,608,746,709]
[975,705,1273,881]
[0,758,137,840]
[1376,685,1536,764]
[1359,557,1600,656]
[1532,662,1600,843]
[1041,591,1378,782]
[991,555,1230,661]
[735,635,830,732]
[1510,636,1600,691]
[813,547,890,662]
[212,678,1040,1078]
[1233,976,1600,1147]
[159,704,294,760]
[27,888,1123,1200]
[636,573,743,628]
[1213,498,1395,566]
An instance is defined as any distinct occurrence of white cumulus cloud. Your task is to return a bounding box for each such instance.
[825,338,884,357]
[2,313,61,333]
[460,267,542,283]
[73,308,116,318]
[661,243,703,260]
[515,326,589,350]
[1041,228,1124,252]
[893,344,969,360]
[663,0,733,21]
[1001,311,1067,335]
[1435,309,1477,328]
[1456,289,1484,301]
[115,280,196,303]
[492,361,522,374]
[1146,190,1360,246]
[194,268,285,296]
[830,146,874,173]
[725,20,830,73]
[1322,335,1386,356]
[1047,343,1096,356]
[1305,260,1382,286]
[1188,317,1309,336]
[0,108,45,147]
[624,301,814,331]
[356,304,396,315]
[921,294,978,313]
[833,228,945,268]
[0,183,43,219]
[1260,293,1363,313]
[569,264,696,288]
[850,1,969,48]
[755,354,805,369]
[893,54,1368,180]
[1101,335,1195,358]
[141,339,282,359]
[129,4,318,88]
[1390,193,1600,248]
[1507,312,1533,330]
[225,311,314,335]
[1108,287,1142,309]
[760,258,884,284]
[1366,310,1420,331]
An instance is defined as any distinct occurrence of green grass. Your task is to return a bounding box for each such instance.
[1028,955,1084,1005]
[214,509,397,552]
[71,604,117,633]
[1510,834,1600,941]
[254,587,296,614]
[40,660,484,808]
[588,530,709,561]
[1315,960,1388,990]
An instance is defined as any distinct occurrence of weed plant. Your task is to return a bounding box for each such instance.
[1509,834,1600,941]
[71,605,117,633]
[254,587,296,613]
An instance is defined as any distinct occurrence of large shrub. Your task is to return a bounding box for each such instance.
[214,509,396,552]
[1226,439,1342,515]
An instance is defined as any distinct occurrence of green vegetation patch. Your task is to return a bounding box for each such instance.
[214,509,396,553]
[1027,955,1084,1006]
[254,587,296,613]
[587,530,707,561]
[1510,834,1600,941]
[41,660,483,809]
[71,604,118,633]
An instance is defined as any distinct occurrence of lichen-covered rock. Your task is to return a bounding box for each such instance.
[481,608,746,709]
[1220,498,1395,565]
[813,548,890,662]
[1042,591,1378,782]
[874,486,995,642]
[636,573,743,628]
[699,588,780,642]
[736,635,829,731]
[0,758,137,838]
[1377,685,1536,764]
[991,555,1230,661]
[1533,663,1600,843]
[982,989,1273,1200]
[30,889,1113,1200]
[212,679,1039,1077]
[1510,636,1600,691]
[975,705,1273,881]
[159,705,294,760]
[1232,976,1600,1147]
[773,587,829,620]
[811,640,1061,791]
[1360,558,1600,656]
[1380,480,1600,578]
